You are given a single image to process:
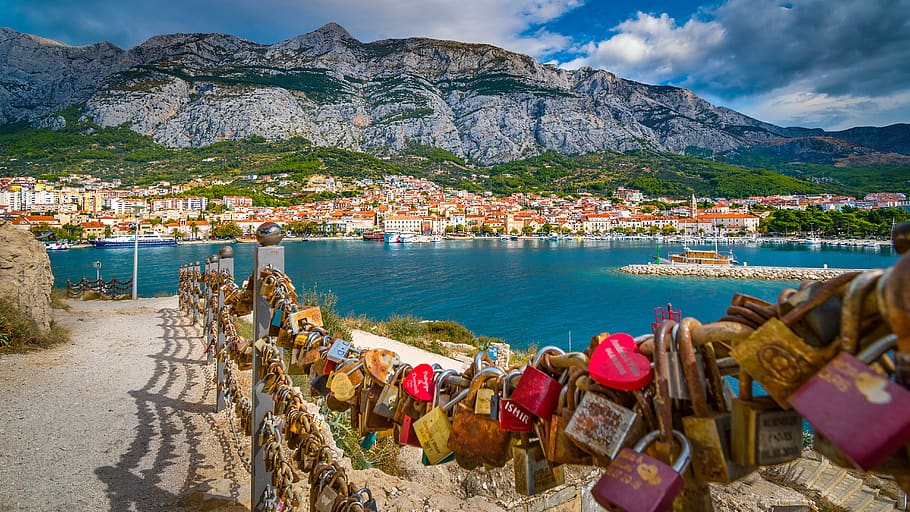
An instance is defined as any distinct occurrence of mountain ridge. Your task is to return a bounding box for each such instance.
[1,24,908,164]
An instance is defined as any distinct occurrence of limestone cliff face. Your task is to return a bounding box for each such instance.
[1,24,906,164]
[0,223,53,331]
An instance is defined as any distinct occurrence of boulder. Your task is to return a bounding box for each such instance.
[0,222,53,330]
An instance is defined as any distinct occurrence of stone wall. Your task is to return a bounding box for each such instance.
[0,222,53,330]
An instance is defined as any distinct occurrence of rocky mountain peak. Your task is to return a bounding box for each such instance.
[2,25,907,163]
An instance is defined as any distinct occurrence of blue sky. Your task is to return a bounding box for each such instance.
[3,0,909,131]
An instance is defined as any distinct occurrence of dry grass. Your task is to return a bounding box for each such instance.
[0,298,70,353]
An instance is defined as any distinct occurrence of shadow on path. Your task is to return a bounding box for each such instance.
[94,308,237,511]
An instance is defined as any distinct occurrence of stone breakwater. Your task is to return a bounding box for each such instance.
[620,264,864,281]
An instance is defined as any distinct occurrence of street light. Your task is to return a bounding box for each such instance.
[132,206,141,300]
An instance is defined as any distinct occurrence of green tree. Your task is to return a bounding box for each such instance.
[189,221,199,239]
[213,221,242,238]
[54,223,84,241]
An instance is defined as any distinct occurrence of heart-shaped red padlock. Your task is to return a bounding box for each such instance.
[402,363,435,401]
[589,332,653,390]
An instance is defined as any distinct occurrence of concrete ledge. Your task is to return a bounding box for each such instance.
[619,264,864,281]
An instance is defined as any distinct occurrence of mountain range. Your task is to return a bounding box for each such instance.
[1,23,908,165]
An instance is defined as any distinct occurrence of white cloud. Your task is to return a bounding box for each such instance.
[730,85,910,131]
[559,0,910,128]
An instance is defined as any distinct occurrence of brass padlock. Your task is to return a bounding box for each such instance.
[359,380,395,434]
[512,432,564,496]
[374,365,409,419]
[730,370,802,466]
[679,318,753,483]
[413,372,468,465]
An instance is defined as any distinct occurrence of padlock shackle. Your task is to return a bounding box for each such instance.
[781,270,861,326]
[466,367,504,402]
[633,429,692,474]
[653,320,677,445]
[840,269,884,353]
[857,333,898,364]
[545,351,589,370]
[530,346,566,368]
[677,317,710,418]
[878,262,910,354]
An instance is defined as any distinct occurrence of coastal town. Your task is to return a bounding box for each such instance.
[1,173,907,242]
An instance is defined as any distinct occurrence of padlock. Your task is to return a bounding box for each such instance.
[328,359,365,402]
[362,348,400,384]
[511,346,565,421]
[374,365,409,419]
[591,429,691,512]
[666,323,703,400]
[326,338,351,363]
[401,363,435,401]
[791,332,910,470]
[878,254,910,389]
[413,373,469,465]
[588,332,654,391]
[359,380,396,434]
[512,432,565,496]
[352,488,378,512]
[398,413,422,447]
[679,319,753,483]
[731,272,859,408]
[545,367,593,466]
[498,370,533,432]
[565,375,644,464]
[448,367,511,469]
[730,370,802,466]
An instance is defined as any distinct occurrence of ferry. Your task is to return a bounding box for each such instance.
[666,246,737,265]
[91,233,178,248]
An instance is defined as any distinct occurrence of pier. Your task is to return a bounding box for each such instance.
[619,263,864,280]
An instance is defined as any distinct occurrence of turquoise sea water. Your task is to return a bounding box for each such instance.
[48,239,897,350]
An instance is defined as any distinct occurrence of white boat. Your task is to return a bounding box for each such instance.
[45,241,70,251]
[91,233,178,248]
[383,231,417,244]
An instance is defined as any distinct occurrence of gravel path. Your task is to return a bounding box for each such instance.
[0,297,235,511]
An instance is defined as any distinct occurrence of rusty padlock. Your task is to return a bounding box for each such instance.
[511,346,565,421]
[448,367,511,469]
[545,366,592,466]
[564,375,645,465]
[374,364,409,419]
[591,429,691,512]
[731,272,859,408]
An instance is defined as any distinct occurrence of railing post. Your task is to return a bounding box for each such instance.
[251,226,284,509]
[216,247,233,413]
[205,256,215,365]
[192,261,200,325]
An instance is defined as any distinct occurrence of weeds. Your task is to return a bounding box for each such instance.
[0,298,70,353]
[50,288,71,311]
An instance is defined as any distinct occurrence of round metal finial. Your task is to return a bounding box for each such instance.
[195,261,200,266]
[893,222,910,255]
[256,222,284,246]
[219,245,234,259]
[211,254,220,262]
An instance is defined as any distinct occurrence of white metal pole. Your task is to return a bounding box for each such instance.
[132,208,140,300]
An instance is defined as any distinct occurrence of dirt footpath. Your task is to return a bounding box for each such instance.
[0,297,237,512]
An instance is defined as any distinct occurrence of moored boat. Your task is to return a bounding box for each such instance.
[666,246,737,265]
[45,241,70,251]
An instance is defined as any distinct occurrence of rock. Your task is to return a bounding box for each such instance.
[0,222,53,330]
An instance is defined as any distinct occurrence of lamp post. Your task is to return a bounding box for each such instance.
[132,206,141,300]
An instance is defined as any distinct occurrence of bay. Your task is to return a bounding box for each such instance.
[48,239,897,350]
